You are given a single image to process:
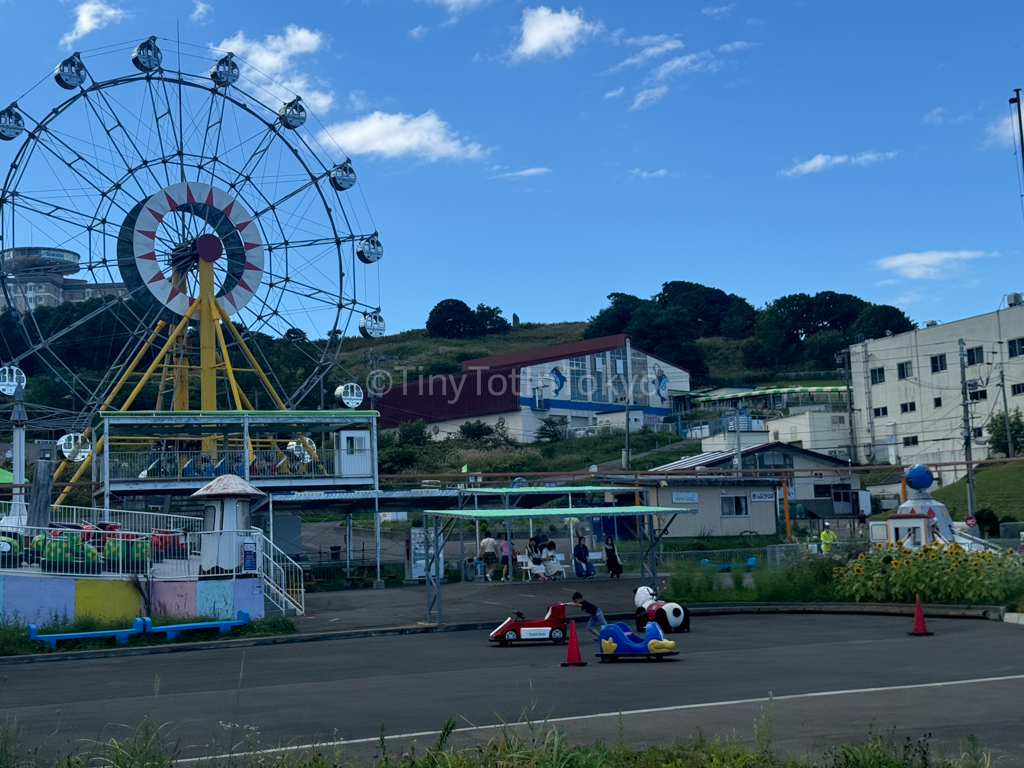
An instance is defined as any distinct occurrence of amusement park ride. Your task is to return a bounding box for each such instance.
[0,37,386,510]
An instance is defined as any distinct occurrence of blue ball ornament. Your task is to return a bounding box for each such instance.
[905,463,933,491]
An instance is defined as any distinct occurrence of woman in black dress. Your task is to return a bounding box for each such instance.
[604,536,623,578]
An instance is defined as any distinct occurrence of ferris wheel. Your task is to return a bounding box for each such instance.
[0,37,387,427]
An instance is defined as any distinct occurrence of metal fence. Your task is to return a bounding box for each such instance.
[105,448,364,481]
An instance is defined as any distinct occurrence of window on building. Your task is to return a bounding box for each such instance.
[969,389,988,401]
[720,496,748,517]
[900,401,916,413]
[931,354,947,373]
[1013,383,1024,396]
[39,449,51,459]
[934,397,942,408]
[569,356,587,402]
[897,361,913,379]
[870,367,885,385]
[902,436,919,447]
[973,427,985,439]
[966,346,984,366]
[813,484,832,499]
[590,355,607,403]
[1009,338,1024,358]
[873,406,888,418]
[830,415,845,425]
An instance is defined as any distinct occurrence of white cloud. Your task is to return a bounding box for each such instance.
[630,168,668,178]
[923,106,970,125]
[779,150,897,177]
[604,87,625,99]
[348,91,369,112]
[651,51,720,81]
[875,250,987,280]
[216,26,333,112]
[512,6,601,62]
[717,40,754,53]
[319,110,485,161]
[984,114,1015,148]
[701,3,735,19]
[60,1,127,48]
[630,86,668,110]
[494,167,552,179]
[409,25,429,39]
[190,0,211,22]
[423,0,489,13]
[606,34,684,73]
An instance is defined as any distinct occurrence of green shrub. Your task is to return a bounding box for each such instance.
[752,556,837,602]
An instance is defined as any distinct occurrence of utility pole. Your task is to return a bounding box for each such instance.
[1010,90,1024,179]
[959,339,977,521]
[838,350,857,464]
[623,338,632,469]
[733,406,742,475]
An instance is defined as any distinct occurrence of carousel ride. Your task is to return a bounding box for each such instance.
[0,37,387,505]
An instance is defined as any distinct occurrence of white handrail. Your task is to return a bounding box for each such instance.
[252,529,304,615]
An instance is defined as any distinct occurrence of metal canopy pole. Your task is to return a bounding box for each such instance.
[505,517,513,583]
[346,513,352,577]
[459,518,465,581]
[568,492,574,578]
[434,514,443,626]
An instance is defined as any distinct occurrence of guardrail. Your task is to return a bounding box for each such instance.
[104,448,370,481]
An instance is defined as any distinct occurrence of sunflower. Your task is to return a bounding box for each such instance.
[903,559,911,566]
[853,566,864,575]
[843,573,851,579]
[972,561,980,569]
[891,560,901,569]
[929,554,937,560]
[858,553,866,561]
[833,567,840,573]
[979,572,986,579]
[876,543,884,549]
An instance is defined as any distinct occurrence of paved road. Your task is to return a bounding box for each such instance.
[1,615,1022,764]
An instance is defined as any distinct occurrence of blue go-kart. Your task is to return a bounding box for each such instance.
[596,621,679,662]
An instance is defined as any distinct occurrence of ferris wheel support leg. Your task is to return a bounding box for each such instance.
[198,259,219,413]
[214,313,244,410]
[118,301,202,416]
[52,320,169,501]
[215,301,288,411]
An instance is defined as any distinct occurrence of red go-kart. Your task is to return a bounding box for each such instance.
[489,603,566,646]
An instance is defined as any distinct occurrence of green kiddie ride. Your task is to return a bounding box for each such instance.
[103,535,151,574]
[40,531,102,575]
[0,535,22,567]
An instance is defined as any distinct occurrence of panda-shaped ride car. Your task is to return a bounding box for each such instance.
[633,585,690,633]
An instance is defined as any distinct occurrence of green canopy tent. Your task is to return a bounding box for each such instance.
[423,487,693,625]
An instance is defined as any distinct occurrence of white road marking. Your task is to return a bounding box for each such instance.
[177,673,1024,763]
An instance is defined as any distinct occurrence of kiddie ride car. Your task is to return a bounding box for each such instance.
[489,603,566,646]
[596,621,678,662]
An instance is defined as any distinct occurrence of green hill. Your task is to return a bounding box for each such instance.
[932,461,1024,522]
[333,322,586,382]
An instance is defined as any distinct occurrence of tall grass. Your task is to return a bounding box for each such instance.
[0,715,995,768]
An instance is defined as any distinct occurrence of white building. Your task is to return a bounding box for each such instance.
[652,442,864,519]
[848,301,1024,480]
[701,410,854,462]
[378,334,691,443]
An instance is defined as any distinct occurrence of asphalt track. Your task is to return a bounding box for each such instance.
[1,614,1022,764]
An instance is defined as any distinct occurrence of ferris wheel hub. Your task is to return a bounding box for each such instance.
[195,233,224,263]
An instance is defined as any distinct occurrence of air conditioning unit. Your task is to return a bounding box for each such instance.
[925,320,938,327]
[1008,293,1024,308]
[812,471,825,479]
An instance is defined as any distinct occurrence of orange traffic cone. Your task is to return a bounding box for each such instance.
[908,597,933,636]
[560,620,588,667]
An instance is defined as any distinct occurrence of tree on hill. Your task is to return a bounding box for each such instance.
[849,304,915,340]
[653,281,756,339]
[474,303,511,335]
[459,420,493,440]
[536,415,568,442]
[988,408,1024,456]
[583,293,646,338]
[426,299,483,338]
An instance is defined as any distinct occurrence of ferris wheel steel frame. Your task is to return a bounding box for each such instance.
[0,40,386,503]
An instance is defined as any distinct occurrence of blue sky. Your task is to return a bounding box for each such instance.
[3,0,1024,335]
